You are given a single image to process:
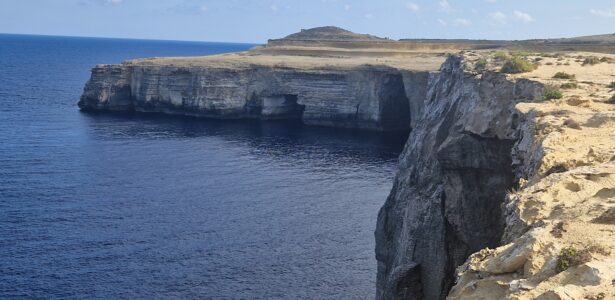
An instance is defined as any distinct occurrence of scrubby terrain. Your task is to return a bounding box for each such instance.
[449,51,615,299]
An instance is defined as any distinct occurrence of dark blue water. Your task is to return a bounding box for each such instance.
[0,34,405,299]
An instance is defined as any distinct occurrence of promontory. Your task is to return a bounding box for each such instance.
[79,27,615,299]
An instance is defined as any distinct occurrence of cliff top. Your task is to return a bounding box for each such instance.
[123,51,445,72]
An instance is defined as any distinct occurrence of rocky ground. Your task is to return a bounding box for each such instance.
[448,52,615,300]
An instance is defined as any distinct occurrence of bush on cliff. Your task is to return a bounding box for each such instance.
[556,246,591,272]
[500,57,537,74]
[560,82,578,89]
[542,85,563,100]
[582,56,601,66]
[553,72,575,80]
[475,58,488,70]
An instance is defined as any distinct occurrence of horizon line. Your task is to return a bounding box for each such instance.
[0,32,262,45]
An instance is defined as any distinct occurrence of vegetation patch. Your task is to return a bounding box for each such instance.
[475,58,488,70]
[542,85,563,100]
[553,72,575,80]
[609,94,615,104]
[501,57,537,74]
[560,82,578,89]
[556,246,592,272]
[492,51,509,60]
[582,56,601,66]
[607,82,615,89]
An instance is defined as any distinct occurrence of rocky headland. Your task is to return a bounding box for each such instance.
[79,27,615,299]
[78,27,446,131]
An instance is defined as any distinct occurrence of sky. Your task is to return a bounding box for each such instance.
[1,0,614,43]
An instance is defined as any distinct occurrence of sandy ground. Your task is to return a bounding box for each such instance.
[450,52,615,300]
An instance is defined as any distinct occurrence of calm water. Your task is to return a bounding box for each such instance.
[0,34,405,299]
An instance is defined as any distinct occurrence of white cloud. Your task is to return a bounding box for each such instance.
[437,19,447,26]
[454,18,471,26]
[364,13,374,19]
[438,0,452,12]
[489,10,534,25]
[406,2,419,12]
[512,10,534,23]
[106,0,122,4]
[489,11,508,24]
[344,4,351,11]
[590,7,615,18]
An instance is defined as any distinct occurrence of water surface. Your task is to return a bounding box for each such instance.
[0,34,405,299]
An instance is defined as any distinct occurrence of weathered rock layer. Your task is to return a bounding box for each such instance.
[79,61,433,131]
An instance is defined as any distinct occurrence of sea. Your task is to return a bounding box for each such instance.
[0,34,406,299]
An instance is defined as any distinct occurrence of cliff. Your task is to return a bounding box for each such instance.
[78,27,615,299]
[79,51,442,131]
[376,52,615,299]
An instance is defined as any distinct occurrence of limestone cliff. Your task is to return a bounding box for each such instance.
[375,55,543,299]
[79,57,437,131]
[376,52,615,299]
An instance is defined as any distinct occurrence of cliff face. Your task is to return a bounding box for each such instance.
[447,52,615,300]
[377,51,615,300]
[375,56,543,299]
[79,62,431,131]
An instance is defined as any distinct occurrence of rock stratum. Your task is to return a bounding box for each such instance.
[79,27,615,299]
[376,51,615,299]
[78,28,445,131]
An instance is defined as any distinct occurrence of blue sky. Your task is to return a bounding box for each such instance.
[1,0,614,43]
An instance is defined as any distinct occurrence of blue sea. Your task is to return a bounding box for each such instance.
[0,34,405,299]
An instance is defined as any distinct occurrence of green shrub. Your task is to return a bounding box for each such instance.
[493,51,509,60]
[553,72,575,80]
[582,56,601,66]
[560,82,578,89]
[557,247,580,272]
[475,58,488,70]
[542,85,563,100]
[500,57,537,74]
[556,246,595,273]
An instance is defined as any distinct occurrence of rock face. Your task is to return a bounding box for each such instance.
[447,51,615,300]
[374,55,543,299]
[79,62,431,131]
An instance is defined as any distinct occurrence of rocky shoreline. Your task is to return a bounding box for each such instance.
[78,61,434,131]
[79,27,615,299]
